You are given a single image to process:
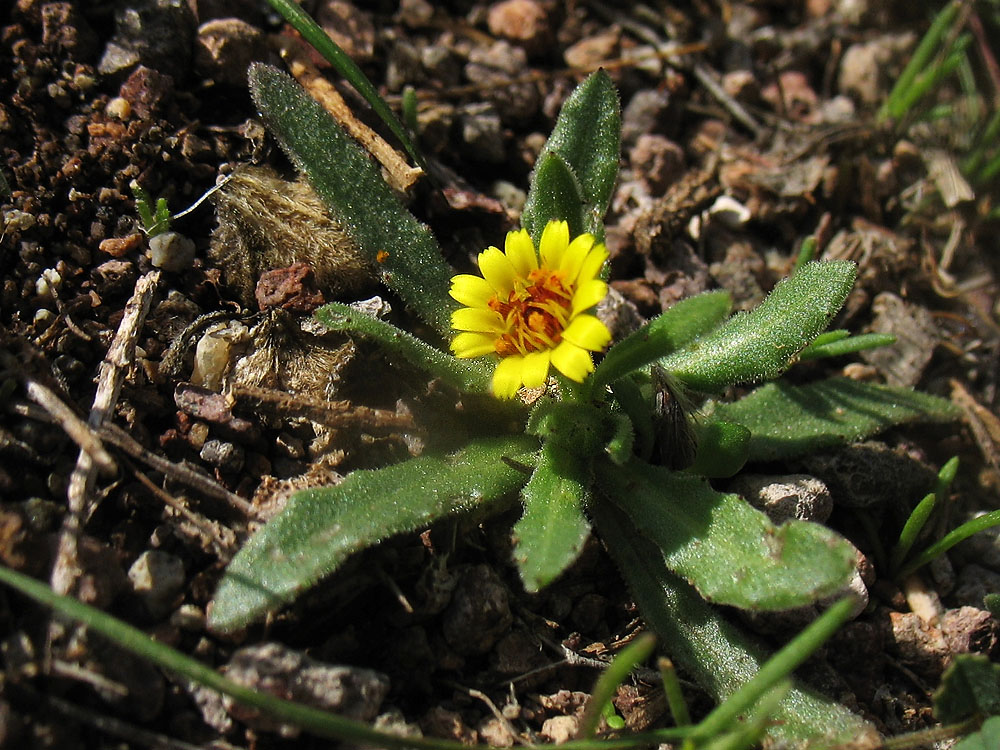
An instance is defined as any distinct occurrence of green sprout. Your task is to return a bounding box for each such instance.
[129,179,171,237]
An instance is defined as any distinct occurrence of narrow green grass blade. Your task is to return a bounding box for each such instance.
[880,1,962,122]
[890,492,937,574]
[899,508,1000,579]
[579,633,657,739]
[249,64,454,334]
[0,566,468,749]
[266,0,424,168]
[315,302,491,393]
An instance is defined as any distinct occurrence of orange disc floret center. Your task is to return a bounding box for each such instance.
[489,269,573,357]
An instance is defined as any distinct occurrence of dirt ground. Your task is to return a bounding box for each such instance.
[1,0,999,748]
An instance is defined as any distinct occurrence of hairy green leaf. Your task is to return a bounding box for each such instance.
[521,152,586,240]
[592,502,879,747]
[798,331,896,360]
[592,290,732,393]
[316,302,490,393]
[954,716,1000,750]
[934,655,1000,723]
[707,377,961,462]
[514,440,592,593]
[210,435,537,632]
[597,460,856,610]
[522,70,620,243]
[248,63,454,334]
[687,420,750,479]
[660,261,856,393]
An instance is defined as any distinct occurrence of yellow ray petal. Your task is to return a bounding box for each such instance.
[450,332,497,358]
[539,220,570,269]
[571,279,608,316]
[504,229,538,277]
[492,355,525,398]
[478,246,516,296]
[450,274,495,308]
[574,242,609,286]
[562,314,612,351]
[551,341,594,382]
[560,232,594,280]
[452,307,503,333]
[520,349,552,388]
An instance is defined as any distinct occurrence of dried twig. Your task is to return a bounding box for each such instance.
[51,269,161,598]
[277,36,423,192]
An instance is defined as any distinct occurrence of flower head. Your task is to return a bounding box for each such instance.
[449,220,612,398]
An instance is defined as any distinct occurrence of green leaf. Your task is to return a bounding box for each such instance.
[315,302,491,393]
[707,377,961,462]
[591,290,732,393]
[521,152,587,240]
[209,435,537,632]
[522,70,620,243]
[248,63,455,335]
[265,0,425,169]
[687,420,750,479]
[596,460,856,610]
[954,716,1000,750]
[514,440,592,593]
[660,261,857,393]
[798,331,897,360]
[592,502,879,747]
[934,654,1000,723]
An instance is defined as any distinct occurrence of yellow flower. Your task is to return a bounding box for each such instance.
[449,220,612,398]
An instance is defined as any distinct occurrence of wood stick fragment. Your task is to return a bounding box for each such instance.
[52,270,160,598]
[277,36,423,192]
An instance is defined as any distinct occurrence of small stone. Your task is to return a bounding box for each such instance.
[317,1,375,63]
[170,604,206,630]
[99,0,196,79]
[222,643,390,736]
[104,96,132,120]
[564,28,619,69]
[200,439,245,473]
[99,233,144,258]
[255,262,325,313]
[940,607,998,656]
[721,69,759,102]
[761,70,819,123]
[478,717,515,747]
[128,550,185,619]
[860,292,939,387]
[487,0,550,55]
[459,103,506,163]
[41,2,99,62]
[194,17,269,87]
[189,321,249,391]
[540,715,578,744]
[119,65,175,119]
[148,231,196,271]
[621,88,671,144]
[629,134,684,194]
[397,0,434,27]
[442,564,512,654]
[729,474,833,523]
